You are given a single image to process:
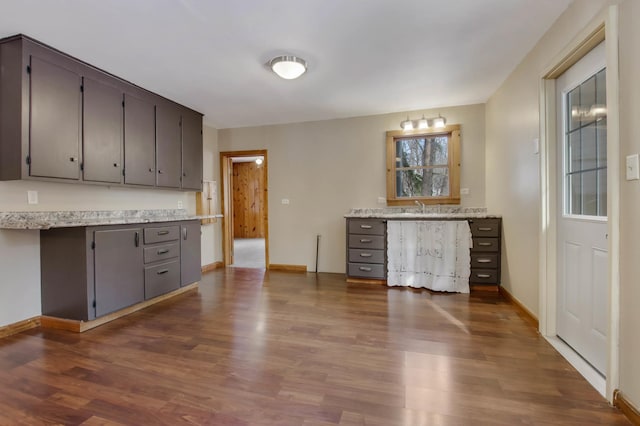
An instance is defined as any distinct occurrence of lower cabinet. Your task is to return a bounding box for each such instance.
[40,220,201,321]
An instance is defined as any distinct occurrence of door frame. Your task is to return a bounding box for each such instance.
[538,6,620,401]
[219,150,269,268]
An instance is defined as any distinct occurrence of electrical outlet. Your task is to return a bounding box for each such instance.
[177,200,183,209]
[377,197,387,204]
[281,198,290,205]
[27,190,38,204]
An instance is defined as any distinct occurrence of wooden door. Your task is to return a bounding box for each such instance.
[83,77,123,183]
[124,93,156,186]
[94,228,144,317]
[29,55,82,179]
[232,161,265,238]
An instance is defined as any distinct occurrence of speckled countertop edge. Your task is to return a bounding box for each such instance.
[0,210,224,230]
[344,207,501,219]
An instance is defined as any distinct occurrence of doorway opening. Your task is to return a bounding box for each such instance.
[220,150,269,269]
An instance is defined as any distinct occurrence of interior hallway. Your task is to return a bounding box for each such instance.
[231,238,265,269]
[0,269,629,424]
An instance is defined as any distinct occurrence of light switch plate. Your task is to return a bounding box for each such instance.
[626,154,639,181]
[281,198,290,205]
[27,190,38,205]
[377,197,387,204]
[460,188,470,195]
[177,201,183,209]
[533,138,540,154]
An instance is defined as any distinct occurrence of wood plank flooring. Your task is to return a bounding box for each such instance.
[0,269,630,425]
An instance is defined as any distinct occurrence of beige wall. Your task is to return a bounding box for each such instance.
[201,125,223,266]
[487,0,640,410]
[617,0,640,410]
[218,104,486,273]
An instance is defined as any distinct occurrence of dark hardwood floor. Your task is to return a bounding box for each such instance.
[0,269,630,425]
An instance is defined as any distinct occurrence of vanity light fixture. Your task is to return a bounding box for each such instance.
[400,114,447,131]
[269,55,307,80]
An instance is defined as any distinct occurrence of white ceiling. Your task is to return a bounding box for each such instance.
[0,0,572,129]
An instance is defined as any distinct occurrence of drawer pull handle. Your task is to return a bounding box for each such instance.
[478,242,492,246]
[478,227,493,231]
[476,274,491,278]
[360,225,373,229]
[476,259,492,263]
[157,269,169,275]
[360,239,372,243]
[359,253,372,257]
[157,249,169,255]
[359,267,372,272]
[157,230,170,235]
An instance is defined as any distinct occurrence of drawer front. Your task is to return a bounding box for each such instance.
[470,268,499,284]
[144,260,180,299]
[469,219,500,237]
[144,225,179,244]
[470,253,499,269]
[348,219,386,236]
[348,262,386,279]
[348,248,385,264]
[471,237,499,252]
[348,234,385,249]
[144,242,179,264]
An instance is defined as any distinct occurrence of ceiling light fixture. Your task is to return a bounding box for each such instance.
[269,55,307,80]
[400,114,447,131]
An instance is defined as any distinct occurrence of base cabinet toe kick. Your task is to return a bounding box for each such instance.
[345,217,502,287]
[40,220,201,323]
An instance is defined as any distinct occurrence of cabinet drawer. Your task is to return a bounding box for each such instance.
[144,242,179,264]
[144,260,180,299]
[469,269,499,284]
[144,225,179,244]
[348,263,386,279]
[348,248,385,264]
[348,234,385,249]
[469,219,500,237]
[348,219,386,236]
[471,253,499,269]
[471,237,499,252]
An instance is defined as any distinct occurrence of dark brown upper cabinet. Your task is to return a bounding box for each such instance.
[124,92,157,186]
[83,76,124,184]
[181,108,203,191]
[156,101,182,189]
[0,34,203,191]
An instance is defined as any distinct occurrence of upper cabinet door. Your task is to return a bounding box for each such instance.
[181,109,203,191]
[124,93,156,186]
[29,55,82,179]
[156,101,182,188]
[83,77,123,184]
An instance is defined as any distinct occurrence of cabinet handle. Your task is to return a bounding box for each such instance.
[476,259,492,263]
[478,227,493,231]
[478,242,492,246]
[157,249,169,255]
[359,253,372,258]
[183,228,188,240]
[113,163,119,168]
[476,274,492,278]
[360,225,372,229]
[69,157,77,162]
[148,168,155,172]
[359,267,372,272]
[157,269,169,275]
[134,232,139,247]
[157,230,170,235]
[158,169,164,174]
[360,238,372,243]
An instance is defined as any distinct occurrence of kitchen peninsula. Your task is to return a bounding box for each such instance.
[0,209,221,332]
[345,207,502,288]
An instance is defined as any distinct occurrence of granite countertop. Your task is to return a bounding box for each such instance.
[344,207,501,219]
[0,209,224,230]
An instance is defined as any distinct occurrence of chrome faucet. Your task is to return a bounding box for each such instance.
[414,200,426,213]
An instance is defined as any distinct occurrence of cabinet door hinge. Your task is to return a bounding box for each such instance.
[122,100,125,108]
[122,168,125,176]
[80,85,84,93]
[92,300,96,308]
[26,65,31,74]
[91,241,95,249]
[25,155,31,165]
[80,163,84,171]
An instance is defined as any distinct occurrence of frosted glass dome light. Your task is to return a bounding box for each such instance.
[270,56,307,80]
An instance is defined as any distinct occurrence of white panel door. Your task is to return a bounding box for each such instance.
[556,41,608,375]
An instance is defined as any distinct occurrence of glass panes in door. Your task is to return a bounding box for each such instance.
[565,68,607,217]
